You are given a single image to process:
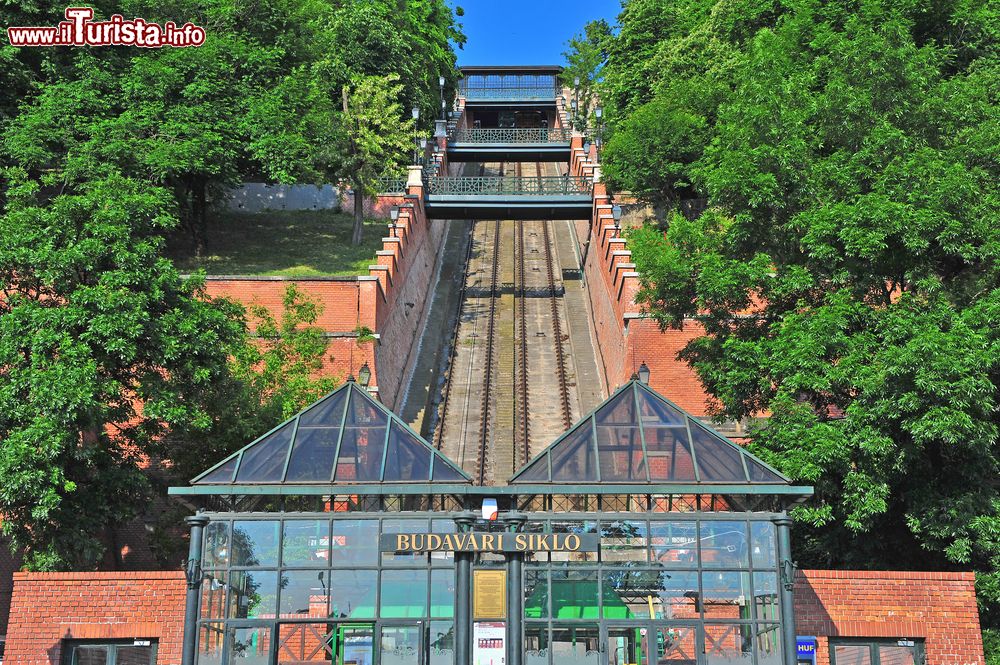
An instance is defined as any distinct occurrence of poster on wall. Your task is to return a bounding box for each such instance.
[473,621,506,665]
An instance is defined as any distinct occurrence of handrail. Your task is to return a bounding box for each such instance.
[426,175,592,196]
[374,176,407,194]
[450,128,572,144]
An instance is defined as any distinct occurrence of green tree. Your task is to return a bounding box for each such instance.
[612,0,1000,640]
[561,19,612,132]
[0,170,245,570]
[333,74,414,246]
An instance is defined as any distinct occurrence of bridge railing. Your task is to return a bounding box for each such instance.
[426,175,592,196]
[449,128,572,144]
[458,85,559,101]
[374,176,407,194]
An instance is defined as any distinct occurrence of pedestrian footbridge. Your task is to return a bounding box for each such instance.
[423,175,593,220]
[447,128,571,163]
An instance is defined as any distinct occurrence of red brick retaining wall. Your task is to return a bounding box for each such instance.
[795,570,984,664]
[4,572,186,665]
[571,136,714,415]
[200,175,445,410]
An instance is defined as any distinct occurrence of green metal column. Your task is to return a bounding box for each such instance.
[181,513,210,665]
[775,515,797,665]
[455,510,477,665]
[505,512,526,665]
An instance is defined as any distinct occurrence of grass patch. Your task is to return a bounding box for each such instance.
[168,210,386,277]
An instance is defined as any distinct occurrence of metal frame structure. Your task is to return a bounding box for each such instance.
[425,176,591,196]
[174,380,811,665]
[449,128,572,144]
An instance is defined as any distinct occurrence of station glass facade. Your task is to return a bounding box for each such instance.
[176,382,809,665]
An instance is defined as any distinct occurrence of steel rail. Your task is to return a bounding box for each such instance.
[475,212,503,485]
[514,165,531,471]
[432,216,477,452]
[540,165,574,431]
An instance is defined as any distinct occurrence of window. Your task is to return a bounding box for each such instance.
[831,639,925,665]
[63,640,157,665]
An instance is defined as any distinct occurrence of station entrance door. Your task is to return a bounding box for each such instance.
[604,624,699,665]
[275,621,425,665]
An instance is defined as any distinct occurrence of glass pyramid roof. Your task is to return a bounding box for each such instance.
[192,382,471,485]
[510,380,789,485]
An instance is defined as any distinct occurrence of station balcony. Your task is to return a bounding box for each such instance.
[447,127,572,162]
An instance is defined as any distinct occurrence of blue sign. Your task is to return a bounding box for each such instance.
[797,637,817,665]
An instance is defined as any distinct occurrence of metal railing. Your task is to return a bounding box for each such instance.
[458,86,559,101]
[426,175,592,196]
[450,128,572,144]
[374,176,407,194]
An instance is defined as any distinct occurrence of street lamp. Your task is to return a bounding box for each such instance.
[390,206,400,238]
[573,77,580,131]
[612,204,622,231]
[419,137,428,164]
[411,105,420,163]
[358,361,372,388]
[637,362,650,385]
[595,106,604,151]
[439,75,446,120]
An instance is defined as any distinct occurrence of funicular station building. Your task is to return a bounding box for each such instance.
[174,379,805,665]
[0,65,987,665]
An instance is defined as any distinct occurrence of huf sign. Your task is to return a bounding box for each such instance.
[379,532,600,553]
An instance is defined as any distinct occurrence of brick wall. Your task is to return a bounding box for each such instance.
[4,571,186,665]
[573,137,715,415]
[198,173,445,411]
[795,570,984,664]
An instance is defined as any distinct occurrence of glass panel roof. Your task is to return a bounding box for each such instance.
[510,380,790,485]
[192,382,471,485]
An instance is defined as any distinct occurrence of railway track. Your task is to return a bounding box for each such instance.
[434,160,579,482]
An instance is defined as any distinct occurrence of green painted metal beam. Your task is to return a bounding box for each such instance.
[168,483,814,496]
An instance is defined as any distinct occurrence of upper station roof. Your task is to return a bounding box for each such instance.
[459,65,563,74]
[511,380,790,485]
[191,381,471,485]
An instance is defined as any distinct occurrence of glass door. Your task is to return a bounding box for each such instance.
[276,622,375,665]
[606,626,649,665]
[378,622,424,665]
[651,625,699,665]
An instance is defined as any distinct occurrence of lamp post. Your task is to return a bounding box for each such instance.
[637,362,650,384]
[358,361,372,391]
[595,106,603,151]
[573,76,580,131]
[612,204,622,232]
[411,105,420,163]
[439,75,446,120]
[389,206,399,238]
[419,137,428,165]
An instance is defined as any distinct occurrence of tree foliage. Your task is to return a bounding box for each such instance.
[0,0,462,570]
[333,74,414,245]
[600,0,1000,632]
[561,19,613,132]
